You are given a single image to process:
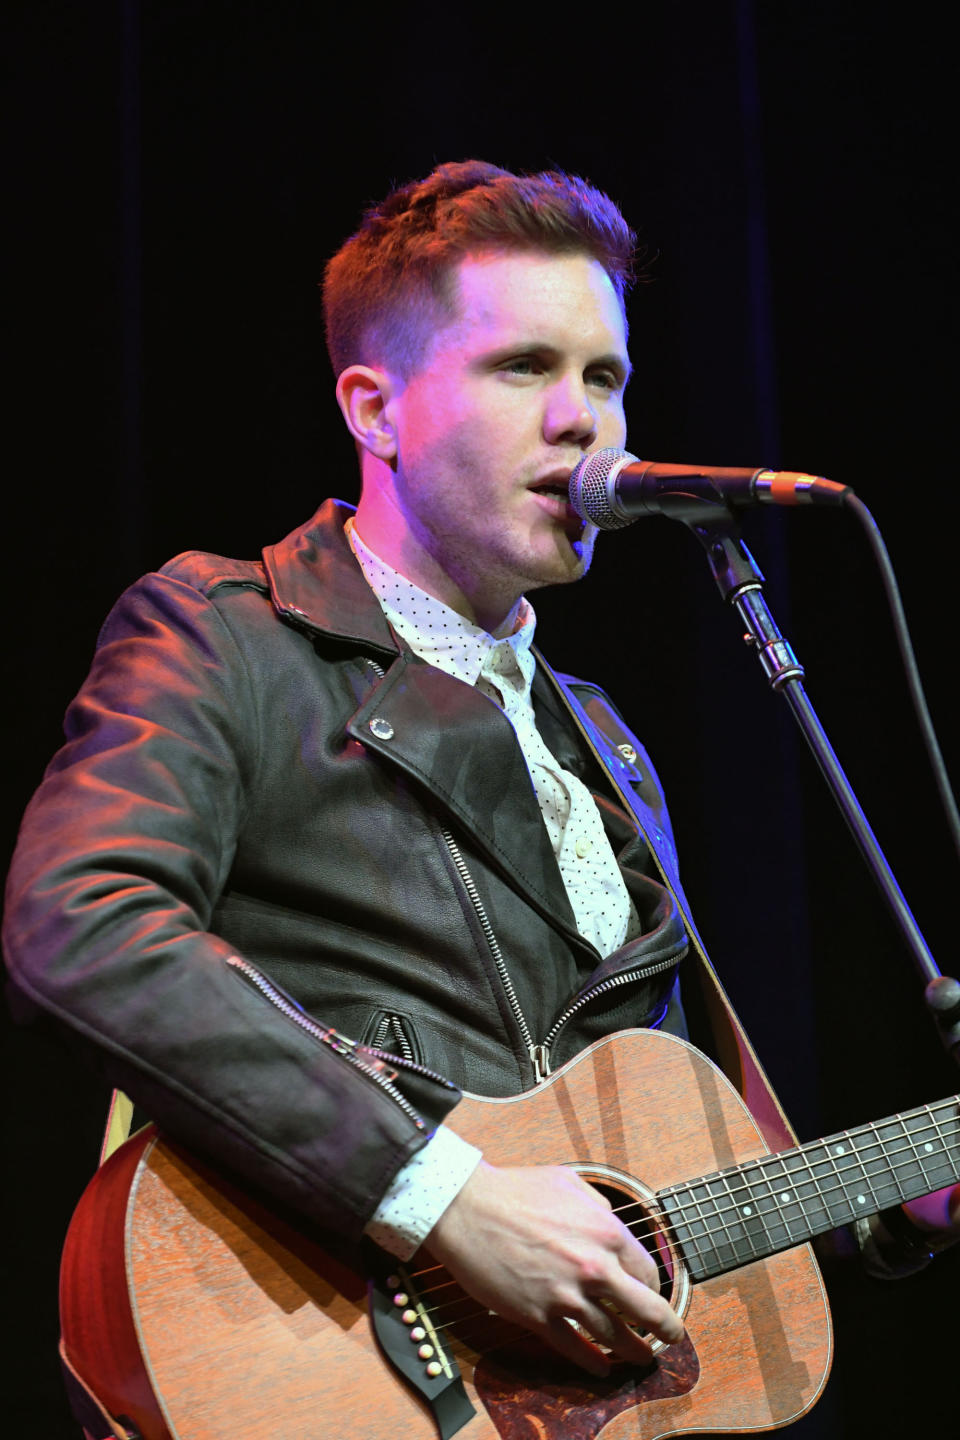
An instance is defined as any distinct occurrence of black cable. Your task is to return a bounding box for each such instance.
[843,492,960,869]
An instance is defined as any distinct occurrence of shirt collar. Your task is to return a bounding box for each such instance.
[347,519,537,694]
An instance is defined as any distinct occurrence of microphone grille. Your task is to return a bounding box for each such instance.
[568,448,638,530]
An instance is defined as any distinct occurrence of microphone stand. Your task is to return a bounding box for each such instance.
[689,505,960,1070]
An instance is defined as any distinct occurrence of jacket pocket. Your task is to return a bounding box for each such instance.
[362,1009,422,1066]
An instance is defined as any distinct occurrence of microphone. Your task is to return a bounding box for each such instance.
[568,448,851,530]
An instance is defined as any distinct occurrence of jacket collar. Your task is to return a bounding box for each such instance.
[260,498,658,969]
[262,500,590,945]
[261,497,398,655]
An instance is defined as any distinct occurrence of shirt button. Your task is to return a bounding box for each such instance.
[575,836,592,859]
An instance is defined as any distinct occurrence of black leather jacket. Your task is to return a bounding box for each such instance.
[4,501,695,1242]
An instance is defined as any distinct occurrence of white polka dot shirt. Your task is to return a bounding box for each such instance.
[348,520,640,1257]
[348,521,641,959]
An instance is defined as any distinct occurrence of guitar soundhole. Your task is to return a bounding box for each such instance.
[574,1163,691,1347]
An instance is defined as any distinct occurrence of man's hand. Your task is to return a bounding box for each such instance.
[903,1182,960,1246]
[426,1160,684,1377]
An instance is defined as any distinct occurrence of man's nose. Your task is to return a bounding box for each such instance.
[543,377,598,447]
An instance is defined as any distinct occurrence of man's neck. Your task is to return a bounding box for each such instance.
[350,510,522,635]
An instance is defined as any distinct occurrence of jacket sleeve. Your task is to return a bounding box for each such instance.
[3,570,460,1240]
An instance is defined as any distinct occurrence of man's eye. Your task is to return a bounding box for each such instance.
[588,370,619,391]
[504,357,538,375]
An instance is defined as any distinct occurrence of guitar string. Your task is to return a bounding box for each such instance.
[395,1276,661,1351]
[448,1306,642,1355]
[659,1151,960,1258]
[405,1131,958,1344]
[407,1186,795,1332]
[413,1277,663,1338]
[663,1102,957,1207]
[387,1262,550,1347]
[404,1107,959,1292]
[664,1145,959,1245]
[402,1257,679,1335]
[410,1162,960,1308]
[395,1105,960,1339]
[398,1254,705,1351]
[646,1115,960,1262]
[411,1118,960,1278]
[399,1168,960,1345]
[659,1112,960,1235]
[564,1114,956,1266]
[402,1193,777,1333]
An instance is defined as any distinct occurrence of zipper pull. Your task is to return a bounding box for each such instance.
[329,1027,399,1082]
[530,1044,552,1083]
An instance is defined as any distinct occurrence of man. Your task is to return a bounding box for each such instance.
[5,161,958,1397]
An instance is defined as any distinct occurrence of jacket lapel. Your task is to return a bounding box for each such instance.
[262,501,581,940]
[346,652,579,933]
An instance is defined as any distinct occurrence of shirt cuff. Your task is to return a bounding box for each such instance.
[364,1124,483,1260]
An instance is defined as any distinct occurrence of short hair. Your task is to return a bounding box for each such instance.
[322,160,637,378]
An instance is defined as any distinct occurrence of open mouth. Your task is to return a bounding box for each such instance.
[529,473,574,507]
[530,480,586,537]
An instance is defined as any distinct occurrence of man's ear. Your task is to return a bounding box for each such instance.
[335,365,400,461]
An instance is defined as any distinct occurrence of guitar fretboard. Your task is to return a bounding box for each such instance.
[658,1096,960,1281]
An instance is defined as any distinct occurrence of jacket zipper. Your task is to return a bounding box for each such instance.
[441,829,678,1084]
[440,827,545,1076]
[364,656,549,1078]
[225,955,456,1130]
[371,1013,416,1063]
[536,954,680,1073]
[364,657,677,1086]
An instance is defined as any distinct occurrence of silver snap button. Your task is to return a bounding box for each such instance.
[369,717,394,740]
[617,742,638,765]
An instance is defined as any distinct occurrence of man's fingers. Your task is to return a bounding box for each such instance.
[540,1292,679,1375]
[542,1315,613,1378]
[611,1221,662,1294]
[428,1162,684,1376]
[576,1299,657,1366]
[599,1267,685,1348]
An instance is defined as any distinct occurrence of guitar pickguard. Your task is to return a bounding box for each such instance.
[475,1333,700,1440]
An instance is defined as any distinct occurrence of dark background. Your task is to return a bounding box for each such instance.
[5,2,957,1435]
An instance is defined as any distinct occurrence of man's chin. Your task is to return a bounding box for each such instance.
[524,527,598,591]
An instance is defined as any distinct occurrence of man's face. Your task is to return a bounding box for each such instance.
[378,249,630,628]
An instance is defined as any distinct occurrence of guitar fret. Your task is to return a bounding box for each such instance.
[904,1103,958,1190]
[929,1102,959,1175]
[783,1142,845,1231]
[730,1162,789,1258]
[660,1096,960,1281]
[815,1133,850,1227]
[717,1168,767,1269]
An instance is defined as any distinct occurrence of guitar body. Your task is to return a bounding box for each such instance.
[60,1030,832,1439]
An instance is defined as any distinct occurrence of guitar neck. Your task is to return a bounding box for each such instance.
[658,1095,960,1281]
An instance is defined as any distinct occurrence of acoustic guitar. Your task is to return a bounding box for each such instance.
[59,1028,959,1440]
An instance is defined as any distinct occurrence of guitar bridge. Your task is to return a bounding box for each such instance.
[366,1246,475,1440]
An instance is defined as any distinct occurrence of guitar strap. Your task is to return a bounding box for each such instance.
[59,1339,139,1440]
[539,655,798,1156]
[99,1087,135,1165]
